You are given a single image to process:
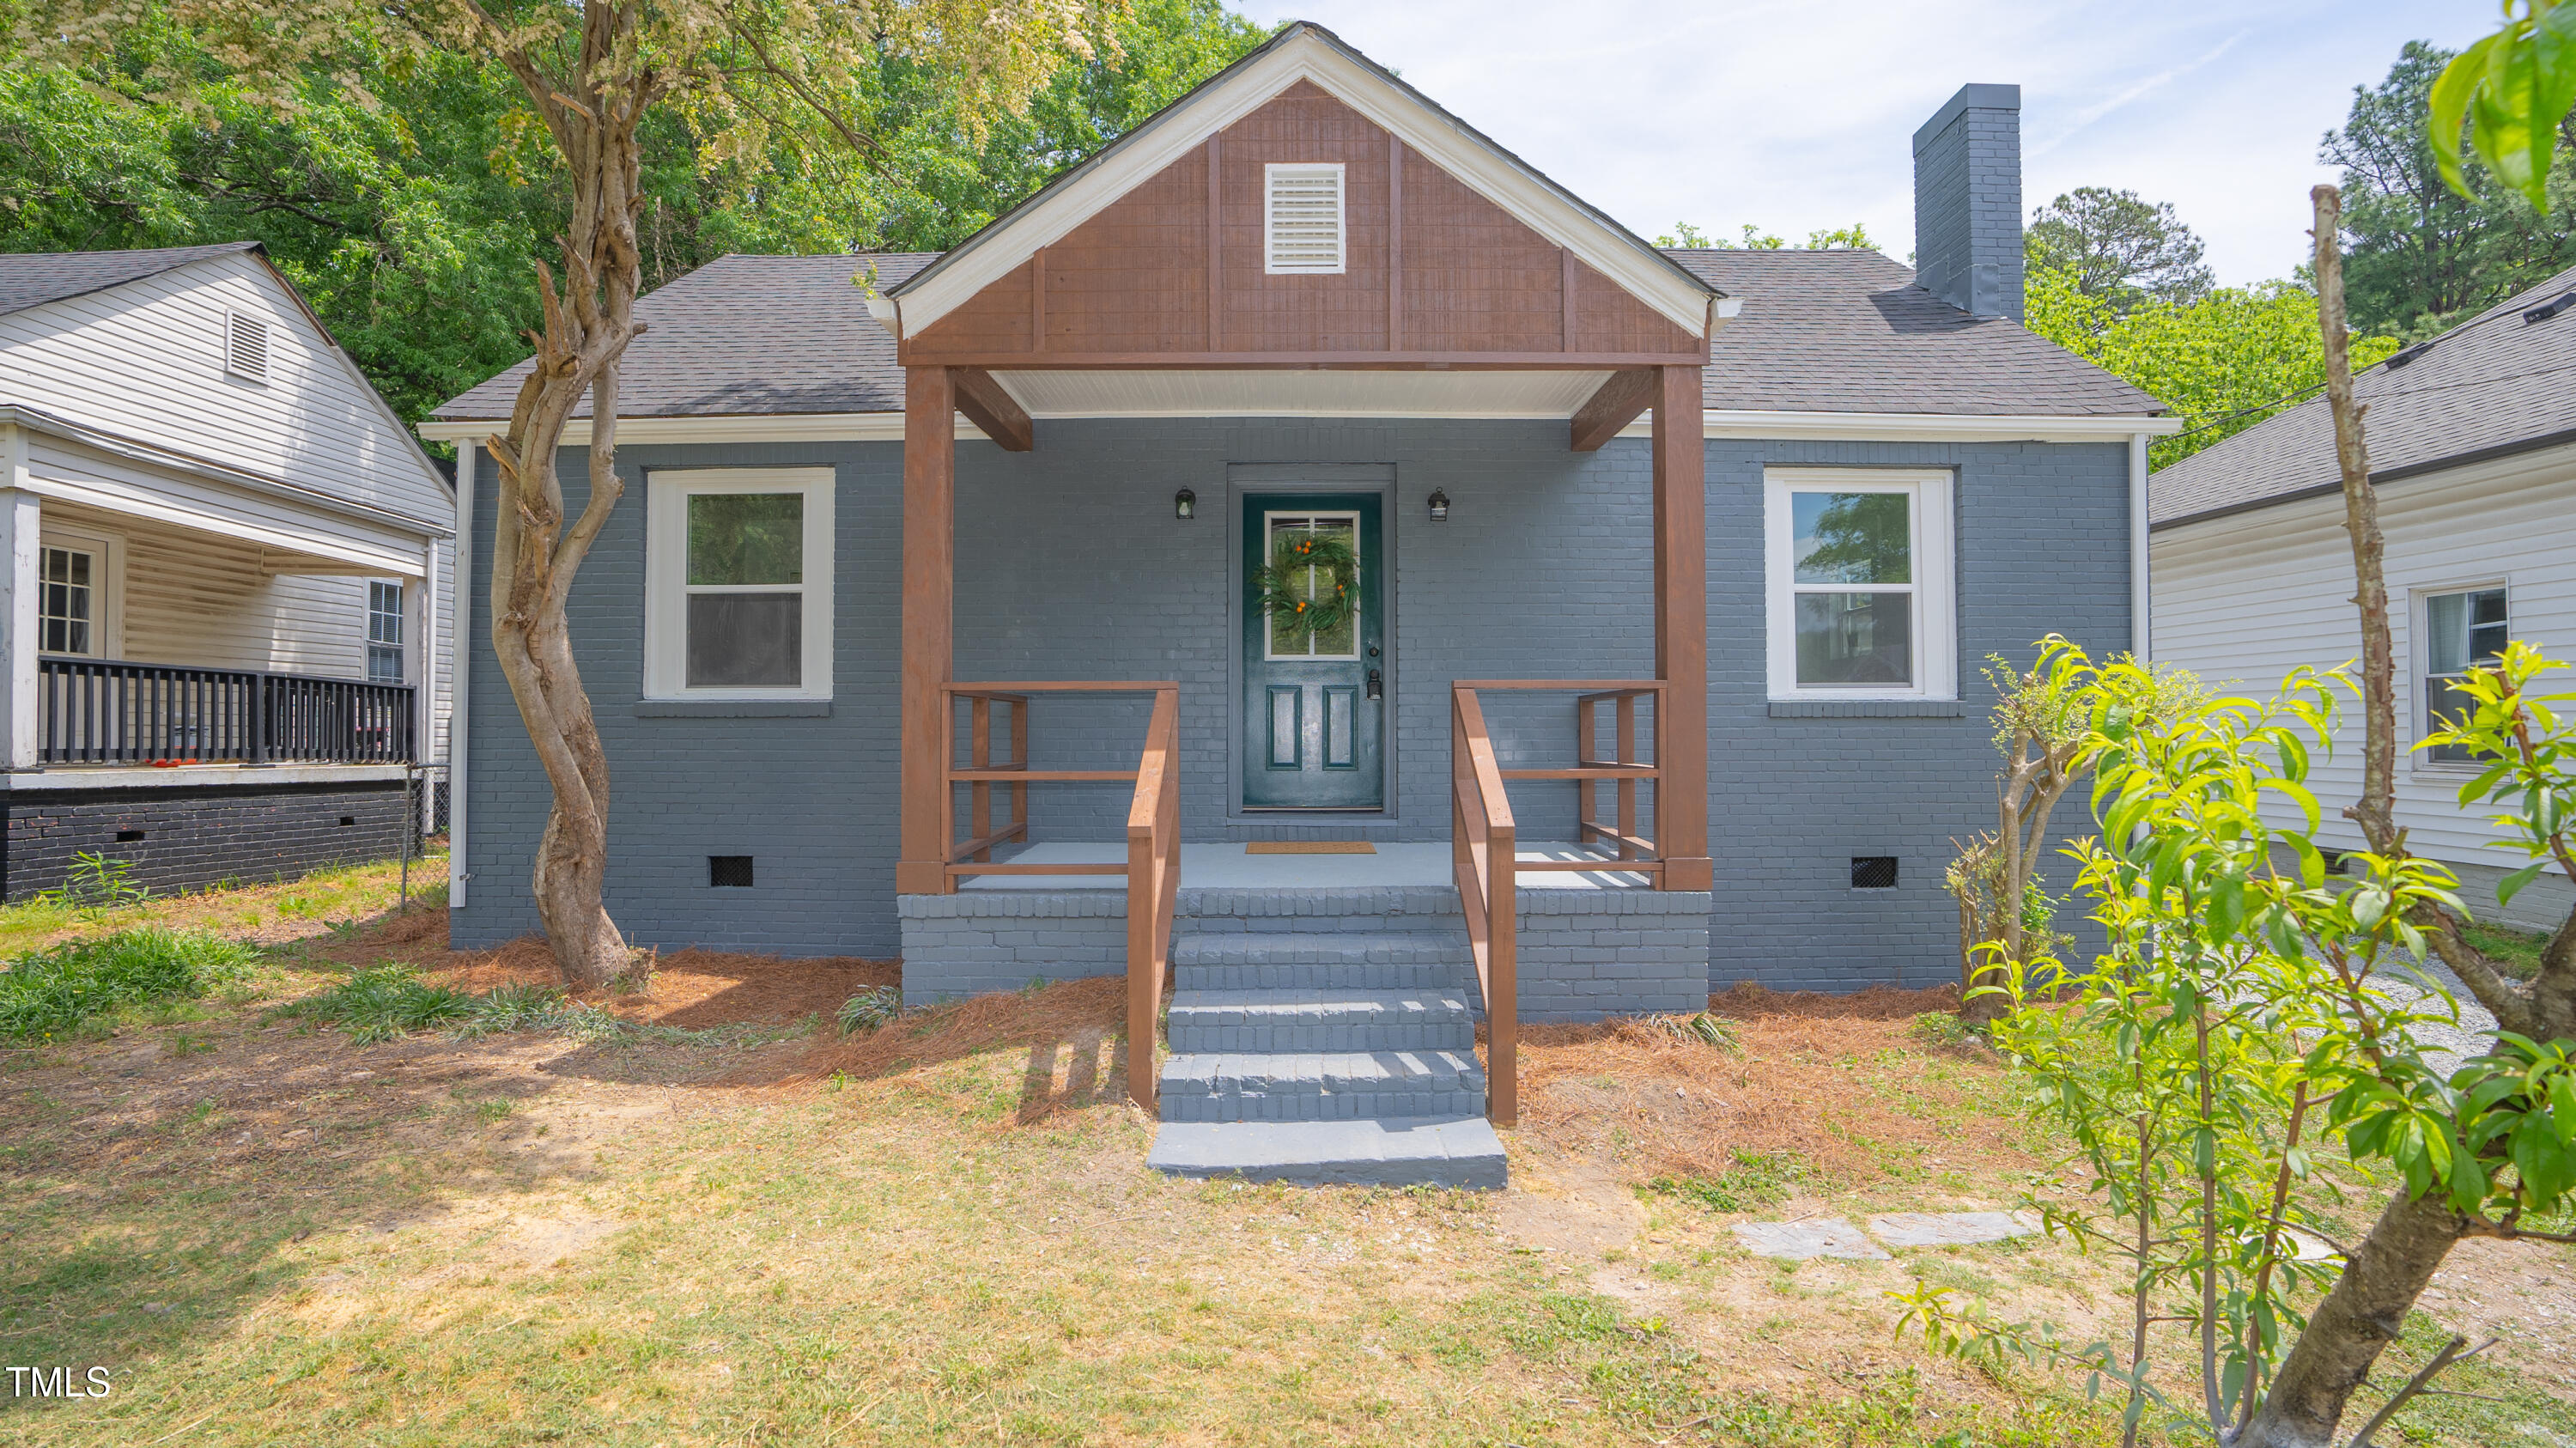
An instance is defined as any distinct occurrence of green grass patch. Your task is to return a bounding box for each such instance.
[1646,1149,1808,1214]
[0,928,261,1042]
[272,965,482,1043]
[2460,921,2548,980]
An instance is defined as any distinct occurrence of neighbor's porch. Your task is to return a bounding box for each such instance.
[2,480,434,773]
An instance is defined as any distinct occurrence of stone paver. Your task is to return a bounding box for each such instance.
[1731,1218,1890,1260]
[1865,1211,2035,1247]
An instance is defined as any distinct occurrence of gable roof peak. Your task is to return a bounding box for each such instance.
[882,19,1716,341]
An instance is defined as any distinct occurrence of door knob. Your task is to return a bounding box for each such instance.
[1366,668,1383,701]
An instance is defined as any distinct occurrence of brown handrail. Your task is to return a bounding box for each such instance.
[1451,684,1518,1127]
[1465,678,1668,877]
[1126,685,1182,1112]
[940,681,1182,1112]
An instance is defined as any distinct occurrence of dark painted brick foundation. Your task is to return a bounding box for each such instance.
[2,781,410,901]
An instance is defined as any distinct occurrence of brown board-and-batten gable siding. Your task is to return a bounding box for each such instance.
[902,80,1701,368]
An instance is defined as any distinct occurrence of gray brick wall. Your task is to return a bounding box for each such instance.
[3,780,409,901]
[899,883,1708,1021]
[1911,83,2024,321]
[455,422,2130,992]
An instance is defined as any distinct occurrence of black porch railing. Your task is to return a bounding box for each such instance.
[39,656,416,766]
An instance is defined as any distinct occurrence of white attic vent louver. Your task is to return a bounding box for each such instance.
[1265,163,1346,275]
[225,310,270,382]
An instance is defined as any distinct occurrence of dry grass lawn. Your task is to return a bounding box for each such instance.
[3,875,2572,1446]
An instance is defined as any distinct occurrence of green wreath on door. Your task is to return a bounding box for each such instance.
[1255,532,1359,644]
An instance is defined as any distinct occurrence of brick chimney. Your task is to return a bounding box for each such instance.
[1911,83,2023,321]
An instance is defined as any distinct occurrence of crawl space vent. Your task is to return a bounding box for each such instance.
[709,855,755,888]
[1850,855,1899,890]
[115,830,146,843]
[1265,163,1346,275]
[225,310,271,382]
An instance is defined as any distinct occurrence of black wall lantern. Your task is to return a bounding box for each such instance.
[1426,489,1450,522]
[1174,487,1196,520]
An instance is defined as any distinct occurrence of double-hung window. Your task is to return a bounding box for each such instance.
[39,545,97,655]
[645,468,835,699]
[368,581,405,682]
[1762,469,1956,700]
[2421,586,2508,764]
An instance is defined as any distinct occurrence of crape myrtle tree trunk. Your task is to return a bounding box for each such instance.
[2233,184,2576,1448]
[9,0,1119,987]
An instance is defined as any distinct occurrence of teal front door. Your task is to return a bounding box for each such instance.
[1241,492,1385,810]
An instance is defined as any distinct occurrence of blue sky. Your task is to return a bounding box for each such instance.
[1232,2,2492,287]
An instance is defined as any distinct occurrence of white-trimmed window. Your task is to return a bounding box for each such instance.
[1762,469,1956,700]
[2421,585,2509,764]
[368,581,405,683]
[39,545,98,656]
[645,468,834,699]
[1265,163,1346,275]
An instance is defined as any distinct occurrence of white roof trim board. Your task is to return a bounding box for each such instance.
[417,405,2181,448]
[883,23,1717,341]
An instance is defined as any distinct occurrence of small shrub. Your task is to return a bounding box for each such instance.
[837,985,904,1035]
[37,852,150,912]
[276,966,477,1043]
[1908,1011,1976,1050]
[1649,1011,1739,1049]
[0,928,260,1040]
[440,981,572,1040]
[1648,1149,1807,1213]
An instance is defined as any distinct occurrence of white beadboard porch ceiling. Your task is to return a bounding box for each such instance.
[986,368,1614,421]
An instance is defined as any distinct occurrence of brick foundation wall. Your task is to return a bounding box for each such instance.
[2,779,410,901]
[898,884,1710,1021]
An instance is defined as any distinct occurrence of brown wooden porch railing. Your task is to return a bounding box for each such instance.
[941,681,1182,1112]
[1450,684,1519,1126]
[39,656,416,766]
[1451,679,1668,1127]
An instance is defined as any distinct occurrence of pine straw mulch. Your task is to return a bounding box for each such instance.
[779,976,1128,1087]
[298,906,897,1029]
[1515,981,2043,1189]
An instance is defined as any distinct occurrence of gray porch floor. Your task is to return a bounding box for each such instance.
[960,841,1652,891]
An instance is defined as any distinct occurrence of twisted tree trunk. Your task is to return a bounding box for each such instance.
[480,3,659,990]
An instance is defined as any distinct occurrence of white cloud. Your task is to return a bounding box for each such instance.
[1233,1,2491,285]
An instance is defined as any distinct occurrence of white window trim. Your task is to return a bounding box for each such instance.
[368,578,408,684]
[2409,580,2511,773]
[35,526,124,660]
[1762,467,1956,702]
[1263,161,1347,276]
[644,467,835,700]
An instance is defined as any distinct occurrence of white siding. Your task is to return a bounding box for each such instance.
[0,251,448,526]
[2151,441,2576,865]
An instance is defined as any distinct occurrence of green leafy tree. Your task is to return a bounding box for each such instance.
[2433,1,2576,213]
[2022,267,2399,468]
[2332,39,2576,339]
[1652,221,1873,251]
[11,0,1123,987]
[2025,186,2214,314]
[0,1,1267,423]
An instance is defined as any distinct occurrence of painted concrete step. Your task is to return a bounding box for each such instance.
[1156,1049,1486,1123]
[1164,989,1476,1055]
[1147,1116,1508,1189]
[1170,931,1474,993]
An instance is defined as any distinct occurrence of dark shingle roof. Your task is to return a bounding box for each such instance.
[432,248,2166,423]
[0,241,262,318]
[2151,262,2576,529]
[432,252,934,422]
[1674,248,2163,416]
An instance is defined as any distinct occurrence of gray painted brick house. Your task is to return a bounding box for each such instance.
[422,24,2172,1184]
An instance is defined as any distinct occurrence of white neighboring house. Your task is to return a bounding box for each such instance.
[2152,262,2576,931]
[0,242,453,900]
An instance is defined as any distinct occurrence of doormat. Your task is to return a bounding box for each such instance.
[1245,841,1377,855]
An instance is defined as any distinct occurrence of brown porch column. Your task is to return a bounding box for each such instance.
[896,366,957,894]
[1652,365,1712,891]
